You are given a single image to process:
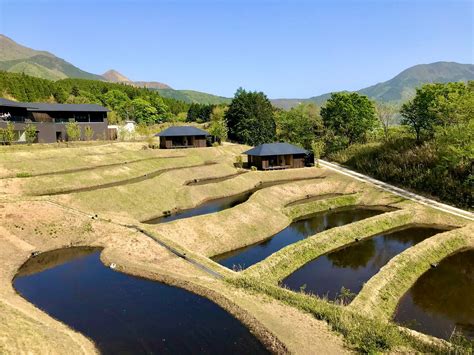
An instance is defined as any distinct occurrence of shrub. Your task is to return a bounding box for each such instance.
[2,122,16,145]
[250,165,257,171]
[84,125,94,141]
[235,155,243,168]
[65,121,81,141]
[24,124,37,144]
[16,172,31,178]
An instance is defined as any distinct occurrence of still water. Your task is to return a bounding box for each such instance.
[14,247,268,354]
[214,206,389,270]
[394,249,474,340]
[282,226,446,301]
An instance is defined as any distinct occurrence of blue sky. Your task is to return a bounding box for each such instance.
[0,0,472,98]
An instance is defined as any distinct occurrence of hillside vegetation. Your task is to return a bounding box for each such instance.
[156,88,231,105]
[0,71,190,120]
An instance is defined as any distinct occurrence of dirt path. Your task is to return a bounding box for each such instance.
[320,160,474,221]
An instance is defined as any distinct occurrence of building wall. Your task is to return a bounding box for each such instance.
[247,153,306,170]
[159,135,207,149]
[0,121,109,143]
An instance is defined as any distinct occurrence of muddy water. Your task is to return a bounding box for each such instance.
[214,206,389,270]
[13,247,268,354]
[393,249,474,340]
[282,226,447,301]
[144,177,323,224]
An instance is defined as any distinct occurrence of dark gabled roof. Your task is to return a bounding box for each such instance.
[156,126,209,137]
[0,98,109,112]
[26,103,109,112]
[0,98,32,108]
[243,142,308,156]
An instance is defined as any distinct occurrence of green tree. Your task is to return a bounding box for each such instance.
[321,92,377,146]
[24,124,37,144]
[400,82,471,143]
[276,103,323,150]
[102,89,130,111]
[225,88,276,145]
[375,102,398,140]
[65,121,81,141]
[128,98,159,124]
[53,88,68,103]
[208,106,228,144]
[311,139,326,167]
[71,85,80,97]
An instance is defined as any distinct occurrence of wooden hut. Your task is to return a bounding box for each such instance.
[243,142,308,170]
[156,126,209,149]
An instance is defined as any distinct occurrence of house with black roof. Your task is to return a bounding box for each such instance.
[156,126,209,149]
[0,98,109,143]
[243,142,308,170]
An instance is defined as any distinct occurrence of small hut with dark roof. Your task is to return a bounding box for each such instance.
[156,126,209,149]
[243,142,308,170]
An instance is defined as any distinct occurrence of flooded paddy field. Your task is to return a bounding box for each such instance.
[14,247,268,354]
[282,226,449,301]
[144,177,323,224]
[214,206,390,270]
[393,249,474,340]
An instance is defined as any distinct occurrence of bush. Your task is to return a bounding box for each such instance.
[24,124,37,144]
[65,121,81,141]
[16,172,31,178]
[329,137,472,208]
[235,155,243,168]
[251,165,257,171]
[84,125,94,141]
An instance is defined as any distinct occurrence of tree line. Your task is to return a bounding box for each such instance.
[1,70,471,207]
[0,71,190,124]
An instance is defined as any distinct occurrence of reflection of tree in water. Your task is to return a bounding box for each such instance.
[291,208,384,238]
[382,227,443,246]
[17,247,100,277]
[326,239,376,269]
[410,250,474,324]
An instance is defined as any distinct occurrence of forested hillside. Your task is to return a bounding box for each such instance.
[0,71,190,122]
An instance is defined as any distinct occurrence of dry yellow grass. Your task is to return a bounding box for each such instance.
[0,141,472,354]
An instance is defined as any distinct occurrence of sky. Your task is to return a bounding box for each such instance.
[0,0,473,98]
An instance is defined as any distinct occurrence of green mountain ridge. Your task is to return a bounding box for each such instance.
[156,89,232,105]
[272,62,474,109]
[0,54,104,81]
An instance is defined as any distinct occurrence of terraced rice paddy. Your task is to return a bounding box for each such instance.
[1,141,472,354]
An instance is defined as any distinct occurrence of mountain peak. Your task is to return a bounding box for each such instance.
[0,34,55,61]
[102,69,131,83]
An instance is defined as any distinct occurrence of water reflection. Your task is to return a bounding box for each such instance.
[394,249,474,340]
[14,247,268,354]
[145,177,323,224]
[214,206,390,270]
[282,226,446,301]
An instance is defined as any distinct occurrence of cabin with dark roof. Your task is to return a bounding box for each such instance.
[0,98,109,143]
[156,126,209,149]
[243,142,308,170]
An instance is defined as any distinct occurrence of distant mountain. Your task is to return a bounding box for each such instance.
[102,69,131,82]
[272,62,474,109]
[156,89,231,105]
[0,34,104,81]
[101,69,172,89]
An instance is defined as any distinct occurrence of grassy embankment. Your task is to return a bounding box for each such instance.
[1,141,473,354]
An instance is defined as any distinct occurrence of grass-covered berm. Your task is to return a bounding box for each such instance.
[0,140,472,354]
